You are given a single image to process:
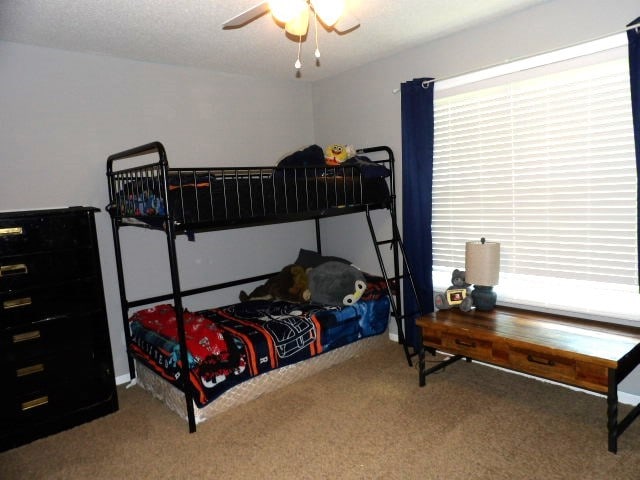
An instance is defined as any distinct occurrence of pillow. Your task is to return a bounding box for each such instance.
[276,144,326,169]
[294,249,351,269]
[342,155,391,179]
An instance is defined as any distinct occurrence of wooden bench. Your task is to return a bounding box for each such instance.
[416,306,640,453]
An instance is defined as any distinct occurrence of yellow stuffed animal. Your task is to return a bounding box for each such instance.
[324,144,349,166]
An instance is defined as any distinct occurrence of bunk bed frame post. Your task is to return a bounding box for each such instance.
[164,224,197,432]
[314,218,322,254]
[385,146,404,347]
[158,154,198,433]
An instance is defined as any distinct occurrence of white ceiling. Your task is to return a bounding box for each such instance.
[0,0,550,82]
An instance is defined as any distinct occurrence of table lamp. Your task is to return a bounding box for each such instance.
[465,238,500,311]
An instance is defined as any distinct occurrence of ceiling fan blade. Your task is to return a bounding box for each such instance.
[222,2,270,29]
[333,11,359,33]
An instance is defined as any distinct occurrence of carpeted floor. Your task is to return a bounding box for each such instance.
[2,338,640,480]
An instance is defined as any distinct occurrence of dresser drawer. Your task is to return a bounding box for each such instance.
[1,337,114,426]
[4,344,97,393]
[441,332,494,362]
[1,374,116,427]
[0,248,96,292]
[0,211,94,255]
[0,279,104,326]
[1,312,103,363]
[508,345,577,383]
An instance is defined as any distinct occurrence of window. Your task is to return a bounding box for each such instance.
[432,34,639,323]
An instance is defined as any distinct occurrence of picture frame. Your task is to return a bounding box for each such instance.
[446,288,467,306]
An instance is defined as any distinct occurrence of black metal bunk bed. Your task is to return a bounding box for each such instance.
[106,141,423,433]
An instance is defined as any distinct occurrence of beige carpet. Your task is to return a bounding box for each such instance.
[2,339,640,480]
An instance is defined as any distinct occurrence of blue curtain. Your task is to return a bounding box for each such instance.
[629,18,640,290]
[400,78,435,351]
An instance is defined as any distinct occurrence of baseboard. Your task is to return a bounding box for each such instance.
[116,373,131,386]
[619,391,640,406]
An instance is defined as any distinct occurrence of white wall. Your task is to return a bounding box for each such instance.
[311,0,640,396]
[0,41,317,381]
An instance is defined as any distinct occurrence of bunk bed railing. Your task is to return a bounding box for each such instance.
[107,144,392,232]
[107,142,170,226]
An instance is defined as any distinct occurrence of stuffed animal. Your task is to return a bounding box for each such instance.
[434,269,473,312]
[307,261,367,306]
[240,264,311,303]
[324,144,356,166]
[294,248,350,269]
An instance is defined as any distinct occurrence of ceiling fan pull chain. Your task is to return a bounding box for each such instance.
[295,34,302,69]
[314,10,321,59]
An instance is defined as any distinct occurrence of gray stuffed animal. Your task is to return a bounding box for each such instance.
[434,269,473,312]
[307,261,367,306]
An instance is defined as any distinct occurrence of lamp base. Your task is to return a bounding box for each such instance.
[471,285,497,311]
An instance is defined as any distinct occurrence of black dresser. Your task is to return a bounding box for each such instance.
[0,207,118,451]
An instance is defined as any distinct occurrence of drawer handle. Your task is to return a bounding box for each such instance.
[16,363,45,377]
[12,330,41,343]
[3,297,32,309]
[527,354,555,367]
[0,226,23,237]
[33,314,70,325]
[455,339,477,348]
[21,395,49,411]
[0,263,29,277]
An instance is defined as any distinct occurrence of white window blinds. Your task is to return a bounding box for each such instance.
[432,41,639,322]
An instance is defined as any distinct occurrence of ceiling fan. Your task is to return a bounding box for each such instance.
[222,1,360,35]
[222,1,360,71]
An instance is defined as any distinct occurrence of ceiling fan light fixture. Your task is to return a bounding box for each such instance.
[223,0,359,73]
[269,0,307,24]
[311,0,345,27]
[285,8,310,36]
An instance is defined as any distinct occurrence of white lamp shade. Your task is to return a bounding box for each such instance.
[465,240,500,286]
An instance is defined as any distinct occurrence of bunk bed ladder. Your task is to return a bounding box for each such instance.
[365,208,424,367]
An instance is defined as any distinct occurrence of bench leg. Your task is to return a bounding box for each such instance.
[607,369,618,454]
[419,350,463,387]
[419,346,426,387]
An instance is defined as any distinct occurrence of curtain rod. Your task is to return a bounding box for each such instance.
[392,20,640,94]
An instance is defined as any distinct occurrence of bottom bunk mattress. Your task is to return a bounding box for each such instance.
[128,281,390,413]
[134,334,388,424]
